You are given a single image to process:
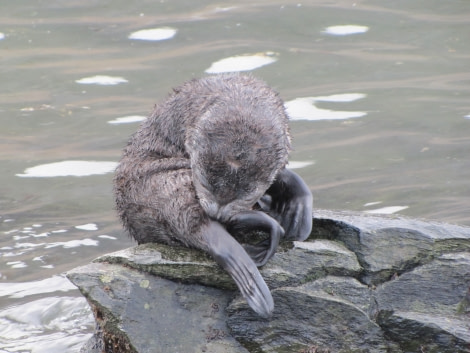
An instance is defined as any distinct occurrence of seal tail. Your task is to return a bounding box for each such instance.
[201,220,274,318]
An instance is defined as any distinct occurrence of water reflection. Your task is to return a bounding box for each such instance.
[107,115,146,124]
[0,295,93,353]
[0,276,75,298]
[365,206,410,215]
[285,93,367,121]
[205,52,279,73]
[128,27,177,41]
[16,161,118,177]
[322,25,369,36]
[75,75,128,85]
[1,220,119,278]
[288,161,315,169]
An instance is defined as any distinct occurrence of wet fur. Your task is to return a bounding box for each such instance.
[114,73,312,317]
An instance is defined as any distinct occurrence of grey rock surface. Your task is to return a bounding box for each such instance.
[374,252,470,352]
[67,210,470,353]
[310,210,470,285]
[68,261,247,353]
[226,284,398,353]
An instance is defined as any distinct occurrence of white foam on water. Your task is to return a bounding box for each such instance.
[75,75,128,85]
[323,25,369,36]
[128,27,177,41]
[205,52,278,73]
[74,223,98,231]
[16,160,118,177]
[365,206,409,214]
[285,93,367,121]
[108,115,147,124]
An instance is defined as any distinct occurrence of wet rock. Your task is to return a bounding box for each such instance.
[262,239,362,289]
[79,323,104,353]
[311,210,470,285]
[226,282,397,353]
[67,261,247,353]
[377,311,469,353]
[68,210,470,353]
[374,252,470,352]
[302,275,372,313]
[95,243,235,290]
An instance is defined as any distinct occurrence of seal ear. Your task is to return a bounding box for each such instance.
[201,220,274,318]
[259,168,313,241]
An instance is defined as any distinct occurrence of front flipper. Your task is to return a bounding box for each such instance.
[202,220,274,318]
[227,210,283,267]
[259,168,313,241]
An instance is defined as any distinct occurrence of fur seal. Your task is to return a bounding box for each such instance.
[114,73,312,317]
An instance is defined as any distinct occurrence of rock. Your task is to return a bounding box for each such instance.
[67,261,247,353]
[311,210,470,285]
[95,243,235,290]
[377,311,469,353]
[261,238,362,289]
[67,210,470,353]
[300,275,372,313]
[79,323,104,353]
[226,282,398,353]
[374,252,470,352]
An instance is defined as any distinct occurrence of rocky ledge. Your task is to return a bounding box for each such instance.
[67,210,470,353]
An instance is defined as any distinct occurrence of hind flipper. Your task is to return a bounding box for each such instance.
[227,210,283,267]
[259,168,313,241]
[242,238,272,265]
[201,220,274,318]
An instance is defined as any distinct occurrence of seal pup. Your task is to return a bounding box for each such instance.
[114,73,312,317]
